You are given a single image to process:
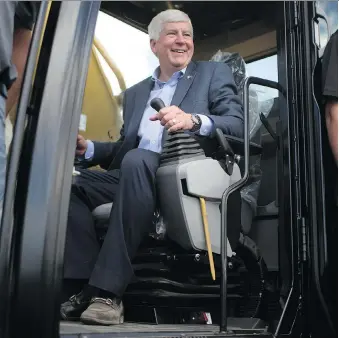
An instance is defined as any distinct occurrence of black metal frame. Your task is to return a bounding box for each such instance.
[220,77,284,333]
[220,76,285,333]
[0,2,101,338]
[0,3,50,336]
[272,3,302,337]
[266,2,310,337]
[272,2,336,337]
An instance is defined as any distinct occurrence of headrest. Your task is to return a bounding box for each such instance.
[210,51,246,90]
[210,50,275,139]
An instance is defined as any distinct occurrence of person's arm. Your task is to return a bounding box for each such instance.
[206,62,244,138]
[6,2,40,116]
[6,27,32,116]
[91,125,125,170]
[75,124,125,170]
[325,99,338,164]
[322,30,338,164]
[150,63,244,137]
[78,90,128,170]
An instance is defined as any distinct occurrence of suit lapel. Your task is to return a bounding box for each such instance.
[127,77,153,140]
[109,78,153,170]
[171,61,197,107]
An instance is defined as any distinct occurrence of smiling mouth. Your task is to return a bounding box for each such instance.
[171,49,186,54]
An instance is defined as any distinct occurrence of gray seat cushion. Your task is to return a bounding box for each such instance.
[92,202,113,221]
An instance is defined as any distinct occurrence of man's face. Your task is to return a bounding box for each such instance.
[151,21,194,73]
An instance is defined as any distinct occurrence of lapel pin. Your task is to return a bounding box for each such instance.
[187,75,192,79]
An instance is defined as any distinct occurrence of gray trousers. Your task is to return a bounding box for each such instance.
[64,148,160,297]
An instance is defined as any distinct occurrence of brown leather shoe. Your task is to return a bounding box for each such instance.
[60,291,91,321]
[80,297,124,325]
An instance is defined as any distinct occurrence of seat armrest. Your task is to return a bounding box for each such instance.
[223,134,262,156]
[195,132,262,158]
[92,202,113,221]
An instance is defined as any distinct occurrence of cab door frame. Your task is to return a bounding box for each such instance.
[297,1,336,337]
[277,1,336,337]
[0,2,100,338]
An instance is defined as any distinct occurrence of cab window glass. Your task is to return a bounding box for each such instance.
[79,11,158,142]
[246,55,277,82]
[246,54,279,107]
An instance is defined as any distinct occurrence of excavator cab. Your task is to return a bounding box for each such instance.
[0,1,336,338]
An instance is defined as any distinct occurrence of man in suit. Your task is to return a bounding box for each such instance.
[61,9,244,325]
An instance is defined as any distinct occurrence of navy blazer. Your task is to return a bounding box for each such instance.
[91,61,244,170]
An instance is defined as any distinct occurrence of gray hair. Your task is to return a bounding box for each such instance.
[148,9,193,41]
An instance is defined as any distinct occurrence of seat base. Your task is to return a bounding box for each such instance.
[92,202,113,220]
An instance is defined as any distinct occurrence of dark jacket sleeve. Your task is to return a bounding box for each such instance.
[89,92,127,170]
[91,125,125,170]
[14,1,40,31]
[0,2,16,77]
[207,62,244,138]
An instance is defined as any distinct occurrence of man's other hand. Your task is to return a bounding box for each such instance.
[149,105,194,132]
[76,134,88,156]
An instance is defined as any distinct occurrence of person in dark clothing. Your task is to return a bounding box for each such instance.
[320,30,338,331]
[322,30,338,164]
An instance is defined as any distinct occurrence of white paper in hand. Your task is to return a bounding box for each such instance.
[73,167,80,176]
[79,114,87,131]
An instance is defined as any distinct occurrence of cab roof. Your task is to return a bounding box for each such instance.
[100,1,278,42]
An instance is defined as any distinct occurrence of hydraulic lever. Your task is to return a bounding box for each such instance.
[215,128,235,176]
[150,97,165,112]
[151,97,216,281]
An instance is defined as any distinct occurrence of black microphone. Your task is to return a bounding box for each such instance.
[150,98,165,112]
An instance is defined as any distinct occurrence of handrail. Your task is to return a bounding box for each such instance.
[220,76,283,333]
